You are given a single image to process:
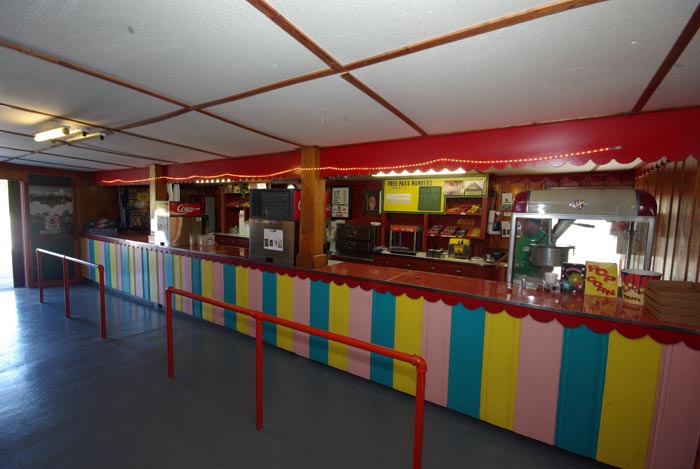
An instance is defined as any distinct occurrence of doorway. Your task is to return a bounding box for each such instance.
[0,180,14,289]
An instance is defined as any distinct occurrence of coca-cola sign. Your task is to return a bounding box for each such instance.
[169,202,201,216]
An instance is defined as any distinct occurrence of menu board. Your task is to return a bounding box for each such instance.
[250,189,299,220]
[382,175,488,213]
[331,187,351,219]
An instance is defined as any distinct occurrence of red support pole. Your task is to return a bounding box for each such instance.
[62,256,71,318]
[166,289,174,378]
[412,361,427,469]
[255,317,263,431]
[37,250,44,303]
[99,265,106,339]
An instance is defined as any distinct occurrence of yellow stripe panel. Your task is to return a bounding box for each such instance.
[480,311,521,429]
[276,274,295,352]
[95,242,104,285]
[393,294,424,395]
[108,244,117,288]
[128,246,135,293]
[148,250,158,303]
[201,260,214,322]
[596,330,661,469]
[235,266,249,334]
[173,255,182,311]
[328,282,350,371]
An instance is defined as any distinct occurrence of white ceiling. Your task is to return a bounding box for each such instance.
[0,0,698,174]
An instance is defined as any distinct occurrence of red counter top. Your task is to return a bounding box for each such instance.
[83,233,699,346]
[315,262,700,343]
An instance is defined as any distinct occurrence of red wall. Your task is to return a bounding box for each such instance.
[92,107,700,185]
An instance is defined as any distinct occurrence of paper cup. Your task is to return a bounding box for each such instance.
[620,269,661,305]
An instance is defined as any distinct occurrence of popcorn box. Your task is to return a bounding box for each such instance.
[584,261,618,298]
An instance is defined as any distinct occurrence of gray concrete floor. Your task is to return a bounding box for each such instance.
[0,284,611,469]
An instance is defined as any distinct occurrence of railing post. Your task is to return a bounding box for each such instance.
[37,250,44,303]
[98,265,106,338]
[256,316,263,431]
[62,256,71,318]
[412,362,427,469]
[166,289,174,378]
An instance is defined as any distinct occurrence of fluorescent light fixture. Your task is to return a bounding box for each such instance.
[65,130,107,142]
[372,167,467,177]
[33,126,81,142]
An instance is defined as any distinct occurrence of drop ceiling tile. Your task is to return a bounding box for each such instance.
[74,132,225,165]
[210,75,419,147]
[0,49,179,129]
[267,0,546,63]
[0,148,28,158]
[9,157,99,171]
[353,0,698,135]
[129,112,297,157]
[646,34,700,111]
[29,152,132,170]
[41,145,163,168]
[0,0,327,104]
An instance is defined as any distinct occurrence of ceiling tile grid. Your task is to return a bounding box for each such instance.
[646,32,700,110]
[0,0,328,104]
[351,0,698,134]
[266,0,548,64]
[210,74,420,147]
[0,48,180,129]
[0,0,698,174]
[129,111,297,157]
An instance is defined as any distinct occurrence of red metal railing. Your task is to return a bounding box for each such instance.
[36,248,107,338]
[165,286,428,469]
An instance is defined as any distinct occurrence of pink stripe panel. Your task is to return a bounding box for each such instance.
[212,262,224,326]
[115,245,123,291]
[181,256,192,315]
[513,315,564,445]
[247,269,262,337]
[646,342,700,469]
[292,277,310,358]
[347,286,373,380]
[157,252,165,305]
[421,299,452,406]
[134,246,143,298]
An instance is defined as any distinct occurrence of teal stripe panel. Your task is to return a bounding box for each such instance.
[309,280,329,364]
[370,290,395,387]
[104,245,112,287]
[164,253,174,290]
[142,248,149,300]
[191,258,202,318]
[223,263,237,330]
[447,304,486,418]
[555,325,609,458]
[121,245,130,293]
[88,240,95,281]
[262,271,277,345]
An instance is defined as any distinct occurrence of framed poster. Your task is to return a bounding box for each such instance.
[364,190,381,215]
[28,185,74,238]
[331,186,351,219]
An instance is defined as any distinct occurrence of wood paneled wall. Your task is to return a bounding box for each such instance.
[635,156,700,282]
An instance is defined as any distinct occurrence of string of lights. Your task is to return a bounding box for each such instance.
[100,146,620,185]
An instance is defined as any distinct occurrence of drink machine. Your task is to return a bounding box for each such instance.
[151,201,203,247]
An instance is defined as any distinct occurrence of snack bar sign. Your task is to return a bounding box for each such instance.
[382,175,488,214]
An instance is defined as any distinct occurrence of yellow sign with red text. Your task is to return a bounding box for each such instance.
[584,261,619,298]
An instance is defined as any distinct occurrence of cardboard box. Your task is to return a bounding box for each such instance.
[561,263,585,293]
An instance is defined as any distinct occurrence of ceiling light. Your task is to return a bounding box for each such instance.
[33,126,81,142]
[371,168,467,177]
[66,130,107,142]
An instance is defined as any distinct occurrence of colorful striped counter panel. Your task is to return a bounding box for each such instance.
[81,235,700,469]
